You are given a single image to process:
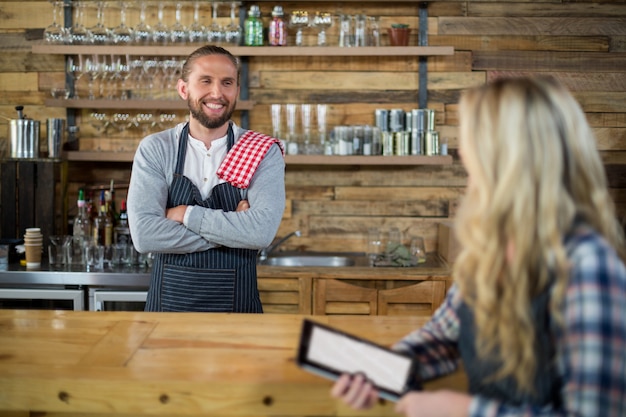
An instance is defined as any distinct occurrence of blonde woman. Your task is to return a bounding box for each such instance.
[331,77,626,416]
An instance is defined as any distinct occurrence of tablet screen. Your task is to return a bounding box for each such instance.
[296,319,421,401]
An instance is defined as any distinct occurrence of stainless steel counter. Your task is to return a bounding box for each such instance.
[0,263,151,287]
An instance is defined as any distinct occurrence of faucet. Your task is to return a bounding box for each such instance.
[258,230,301,261]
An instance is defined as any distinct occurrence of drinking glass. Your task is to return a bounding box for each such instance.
[312,12,332,46]
[224,1,242,45]
[410,236,427,264]
[354,14,367,47]
[112,54,132,99]
[367,227,381,266]
[88,1,112,45]
[271,104,282,139]
[316,104,328,152]
[44,1,67,44]
[289,11,309,47]
[69,1,90,45]
[143,56,159,97]
[207,2,225,44]
[170,1,188,44]
[133,1,152,44]
[301,104,312,153]
[368,16,381,46]
[90,111,112,133]
[66,55,84,99]
[84,55,102,100]
[112,1,133,45]
[162,57,181,99]
[285,103,299,154]
[188,1,206,44]
[152,1,170,45]
[338,14,353,47]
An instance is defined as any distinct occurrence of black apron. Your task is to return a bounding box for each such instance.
[145,123,262,313]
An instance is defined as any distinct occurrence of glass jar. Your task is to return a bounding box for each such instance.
[269,5,287,46]
[244,5,264,46]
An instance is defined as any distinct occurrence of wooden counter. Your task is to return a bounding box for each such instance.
[0,310,465,417]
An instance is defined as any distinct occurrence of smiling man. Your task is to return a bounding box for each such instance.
[127,45,285,313]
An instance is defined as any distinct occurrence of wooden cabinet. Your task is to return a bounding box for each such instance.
[313,278,450,316]
[258,274,313,314]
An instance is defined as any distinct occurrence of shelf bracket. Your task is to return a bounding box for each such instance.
[418,2,429,109]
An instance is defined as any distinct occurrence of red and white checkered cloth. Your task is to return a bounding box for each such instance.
[217,131,284,189]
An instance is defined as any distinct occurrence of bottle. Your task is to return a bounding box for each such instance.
[244,5,263,46]
[93,190,113,247]
[269,6,287,46]
[105,189,117,227]
[114,200,132,246]
[108,179,119,224]
[72,188,91,265]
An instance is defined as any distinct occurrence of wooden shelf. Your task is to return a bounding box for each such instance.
[44,98,255,111]
[32,44,454,57]
[285,154,453,165]
[64,151,452,165]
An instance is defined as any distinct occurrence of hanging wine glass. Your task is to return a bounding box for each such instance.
[69,1,90,44]
[170,1,188,44]
[143,56,160,98]
[207,2,225,44]
[152,1,170,45]
[312,12,333,46]
[88,1,112,45]
[188,1,206,44]
[289,11,309,47]
[224,1,242,45]
[133,1,152,44]
[44,1,67,44]
[112,1,133,45]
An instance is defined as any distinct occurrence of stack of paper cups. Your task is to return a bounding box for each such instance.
[24,227,43,268]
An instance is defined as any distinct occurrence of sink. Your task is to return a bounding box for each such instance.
[259,252,368,267]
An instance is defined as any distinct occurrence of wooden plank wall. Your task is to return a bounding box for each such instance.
[0,1,624,252]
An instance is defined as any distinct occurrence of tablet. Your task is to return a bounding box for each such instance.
[296,318,422,402]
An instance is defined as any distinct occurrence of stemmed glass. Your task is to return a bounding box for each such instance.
[152,2,170,45]
[112,1,133,45]
[111,54,132,99]
[133,1,152,44]
[162,57,181,99]
[66,55,84,99]
[69,1,90,44]
[271,104,282,139]
[143,56,160,98]
[188,1,206,44]
[44,1,67,44]
[207,2,224,44]
[170,1,188,44]
[84,55,102,100]
[312,12,333,46]
[289,11,309,47]
[88,1,112,45]
[224,2,242,45]
[301,104,312,153]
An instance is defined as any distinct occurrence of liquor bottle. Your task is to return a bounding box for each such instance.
[93,190,113,247]
[72,188,91,265]
[105,189,117,227]
[108,179,119,224]
[114,200,131,246]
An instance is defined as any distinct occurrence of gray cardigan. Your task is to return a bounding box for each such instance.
[127,122,286,254]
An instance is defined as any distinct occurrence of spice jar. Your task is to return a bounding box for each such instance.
[244,5,264,46]
[269,5,287,46]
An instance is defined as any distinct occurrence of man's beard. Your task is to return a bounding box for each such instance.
[188,97,236,129]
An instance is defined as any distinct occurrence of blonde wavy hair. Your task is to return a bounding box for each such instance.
[453,76,625,394]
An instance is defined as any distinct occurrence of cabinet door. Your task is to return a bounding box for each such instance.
[378,280,447,317]
[313,279,377,315]
[258,276,312,314]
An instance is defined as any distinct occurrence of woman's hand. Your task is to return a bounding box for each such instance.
[330,373,379,410]
[395,390,471,417]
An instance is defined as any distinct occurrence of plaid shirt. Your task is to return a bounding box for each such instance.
[393,224,626,416]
